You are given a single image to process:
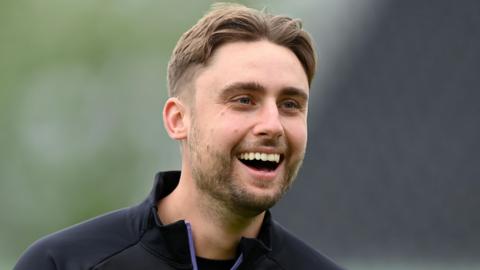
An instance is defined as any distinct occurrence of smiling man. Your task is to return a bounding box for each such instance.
[15,3,343,270]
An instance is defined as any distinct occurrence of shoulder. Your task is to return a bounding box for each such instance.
[268,220,345,270]
[14,205,145,270]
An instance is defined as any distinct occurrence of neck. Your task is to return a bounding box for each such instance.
[157,169,265,260]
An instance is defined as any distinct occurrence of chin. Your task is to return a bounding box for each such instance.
[229,185,285,214]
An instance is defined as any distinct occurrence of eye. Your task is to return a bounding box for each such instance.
[280,99,301,111]
[232,96,255,105]
[282,100,298,109]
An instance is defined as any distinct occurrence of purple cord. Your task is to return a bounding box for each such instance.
[185,221,199,270]
[230,253,244,270]
[185,221,244,270]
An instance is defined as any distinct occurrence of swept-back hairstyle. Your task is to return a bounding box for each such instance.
[167,3,316,98]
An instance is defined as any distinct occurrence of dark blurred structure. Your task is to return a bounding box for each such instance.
[274,0,480,261]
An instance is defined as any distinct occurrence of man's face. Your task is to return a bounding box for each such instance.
[186,40,309,216]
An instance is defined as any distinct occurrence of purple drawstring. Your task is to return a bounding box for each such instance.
[185,221,244,270]
[185,221,199,270]
[230,253,244,270]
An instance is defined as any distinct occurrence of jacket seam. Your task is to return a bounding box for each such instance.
[90,232,146,269]
[140,241,192,268]
[263,254,288,270]
[47,249,59,270]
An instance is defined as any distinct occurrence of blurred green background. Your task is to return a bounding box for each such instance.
[1,0,479,269]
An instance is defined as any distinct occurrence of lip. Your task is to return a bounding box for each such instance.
[237,147,284,155]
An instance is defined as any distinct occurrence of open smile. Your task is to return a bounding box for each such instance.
[237,152,284,172]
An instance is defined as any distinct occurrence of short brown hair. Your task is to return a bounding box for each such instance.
[167,3,317,98]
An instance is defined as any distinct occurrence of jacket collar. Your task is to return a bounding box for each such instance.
[139,171,273,267]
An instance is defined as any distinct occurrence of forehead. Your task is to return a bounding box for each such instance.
[194,40,309,97]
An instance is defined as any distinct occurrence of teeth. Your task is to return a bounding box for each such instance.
[238,152,281,163]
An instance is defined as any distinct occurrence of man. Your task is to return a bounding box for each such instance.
[15,3,343,270]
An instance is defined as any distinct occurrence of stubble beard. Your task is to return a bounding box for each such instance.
[188,120,304,217]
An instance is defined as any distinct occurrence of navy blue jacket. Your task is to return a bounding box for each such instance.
[15,171,343,270]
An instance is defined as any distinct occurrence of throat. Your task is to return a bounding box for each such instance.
[190,211,265,260]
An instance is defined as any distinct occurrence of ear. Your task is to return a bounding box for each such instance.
[163,97,188,140]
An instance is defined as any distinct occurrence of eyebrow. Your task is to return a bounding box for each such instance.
[281,87,309,102]
[218,81,308,101]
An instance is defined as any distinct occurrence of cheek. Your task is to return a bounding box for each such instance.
[216,110,251,133]
[207,123,243,150]
[284,120,308,150]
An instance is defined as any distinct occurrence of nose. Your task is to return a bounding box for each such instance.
[252,101,284,139]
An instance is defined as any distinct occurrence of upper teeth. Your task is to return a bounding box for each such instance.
[239,152,280,163]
